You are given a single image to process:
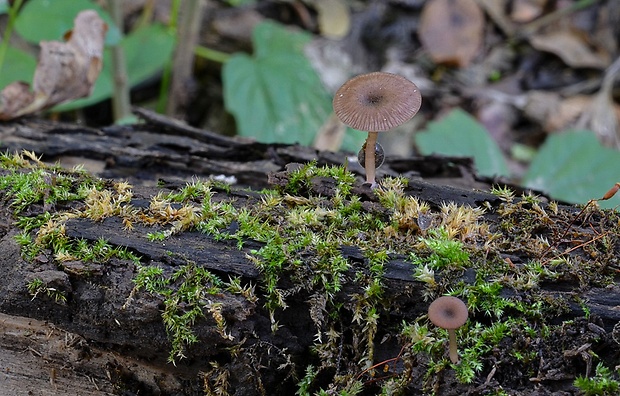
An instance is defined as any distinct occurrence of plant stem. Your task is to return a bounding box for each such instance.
[194,46,231,64]
[107,0,133,123]
[134,0,155,30]
[364,131,378,187]
[156,0,182,114]
[0,0,24,76]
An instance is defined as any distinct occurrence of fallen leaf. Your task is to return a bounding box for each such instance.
[547,95,591,131]
[418,0,485,67]
[576,57,620,148]
[522,91,561,126]
[523,90,591,132]
[0,10,107,120]
[476,0,514,36]
[523,130,620,208]
[313,112,346,151]
[476,101,517,151]
[0,82,35,118]
[312,0,351,39]
[529,31,608,69]
[510,0,547,23]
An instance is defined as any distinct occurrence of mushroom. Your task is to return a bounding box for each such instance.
[332,72,422,188]
[428,296,468,364]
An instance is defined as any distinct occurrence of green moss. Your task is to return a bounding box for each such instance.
[574,363,620,396]
[27,277,67,303]
[3,151,619,393]
[133,263,227,362]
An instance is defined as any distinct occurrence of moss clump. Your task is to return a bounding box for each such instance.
[2,152,619,394]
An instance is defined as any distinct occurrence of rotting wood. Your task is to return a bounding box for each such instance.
[0,108,489,190]
[0,116,619,395]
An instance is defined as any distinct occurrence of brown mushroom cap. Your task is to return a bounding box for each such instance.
[428,296,468,330]
[332,72,422,132]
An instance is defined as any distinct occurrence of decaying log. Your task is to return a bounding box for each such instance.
[0,108,489,190]
[0,113,619,395]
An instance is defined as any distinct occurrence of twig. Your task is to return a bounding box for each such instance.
[356,344,407,381]
[540,182,620,264]
[543,230,611,265]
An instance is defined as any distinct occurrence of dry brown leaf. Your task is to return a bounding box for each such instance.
[523,90,592,132]
[313,112,346,151]
[0,10,107,120]
[510,0,547,23]
[475,0,514,37]
[522,90,561,126]
[476,101,517,151]
[313,0,351,40]
[418,0,485,67]
[547,95,591,131]
[576,56,620,148]
[529,31,608,69]
[0,82,36,120]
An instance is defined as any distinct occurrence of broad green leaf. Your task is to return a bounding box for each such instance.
[252,20,310,58]
[0,47,36,90]
[523,130,620,208]
[415,108,510,177]
[54,24,175,111]
[342,127,367,155]
[15,0,121,45]
[223,21,363,149]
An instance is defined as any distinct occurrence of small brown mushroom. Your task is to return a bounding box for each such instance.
[332,72,421,187]
[428,296,468,364]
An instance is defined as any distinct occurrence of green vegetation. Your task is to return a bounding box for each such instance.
[416,110,620,209]
[416,109,510,178]
[1,151,619,393]
[574,363,620,396]
[133,263,229,362]
[0,0,174,112]
[26,277,67,303]
[2,1,618,207]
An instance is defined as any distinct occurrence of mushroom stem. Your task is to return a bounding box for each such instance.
[448,329,459,364]
[364,131,378,187]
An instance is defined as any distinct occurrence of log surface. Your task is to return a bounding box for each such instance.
[0,113,619,395]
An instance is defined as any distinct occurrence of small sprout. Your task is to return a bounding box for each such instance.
[333,72,421,187]
[428,296,468,364]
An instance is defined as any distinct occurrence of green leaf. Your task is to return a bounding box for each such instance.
[0,0,8,15]
[0,47,37,90]
[14,0,121,45]
[53,24,176,111]
[342,127,366,155]
[252,20,310,58]
[415,108,510,177]
[523,130,620,208]
[223,21,344,147]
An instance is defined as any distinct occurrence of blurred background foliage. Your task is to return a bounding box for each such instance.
[0,0,619,208]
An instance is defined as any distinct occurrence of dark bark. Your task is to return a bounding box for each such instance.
[0,112,618,395]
